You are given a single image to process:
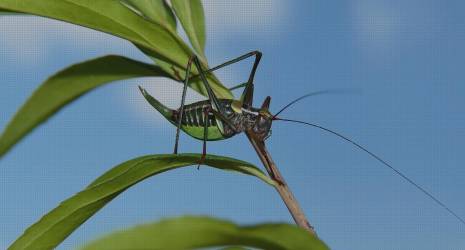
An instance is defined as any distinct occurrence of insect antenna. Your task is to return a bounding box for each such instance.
[273,117,465,226]
[273,89,357,119]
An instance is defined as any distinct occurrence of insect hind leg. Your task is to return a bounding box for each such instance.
[191,56,239,134]
[173,56,195,154]
[189,51,262,108]
[197,108,210,169]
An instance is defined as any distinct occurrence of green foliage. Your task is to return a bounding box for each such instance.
[120,0,177,31]
[9,154,275,250]
[80,216,329,250]
[0,0,232,158]
[0,55,170,158]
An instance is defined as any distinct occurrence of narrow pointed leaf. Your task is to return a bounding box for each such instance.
[171,0,207,58]
[80,216,329,250]
[9,154,275,250]
[0,55,171,158]
[120,0,177,31]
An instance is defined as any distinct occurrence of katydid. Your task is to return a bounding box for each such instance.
[139,51,465,226]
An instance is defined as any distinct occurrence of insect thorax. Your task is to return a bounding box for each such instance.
[220,100,261,136]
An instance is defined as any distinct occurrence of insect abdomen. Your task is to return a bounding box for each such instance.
[140,88,237,141]
[179,101,217,128]
[174,99,239,141]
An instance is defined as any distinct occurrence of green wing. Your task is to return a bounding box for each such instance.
[139,86,227,141]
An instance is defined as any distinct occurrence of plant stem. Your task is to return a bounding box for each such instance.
[246,132,316,235]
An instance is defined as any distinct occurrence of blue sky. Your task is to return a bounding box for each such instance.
[1,0,465,249]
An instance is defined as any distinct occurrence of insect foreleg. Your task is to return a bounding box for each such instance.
[174,56,195,154]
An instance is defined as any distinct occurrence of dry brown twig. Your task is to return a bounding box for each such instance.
[246,131,316,235]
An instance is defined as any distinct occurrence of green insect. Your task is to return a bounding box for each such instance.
[139,51,272,163]
[139,50,465,227]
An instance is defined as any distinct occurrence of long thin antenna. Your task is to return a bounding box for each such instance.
[274,117,465,226]
[273,89,357,119]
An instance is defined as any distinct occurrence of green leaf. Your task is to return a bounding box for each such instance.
[120,0,177,31]
[171,0,207,59]
[9,154,275,250]
[0,0,191,68]
[0,55,171,158]
[80,216,329,250]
